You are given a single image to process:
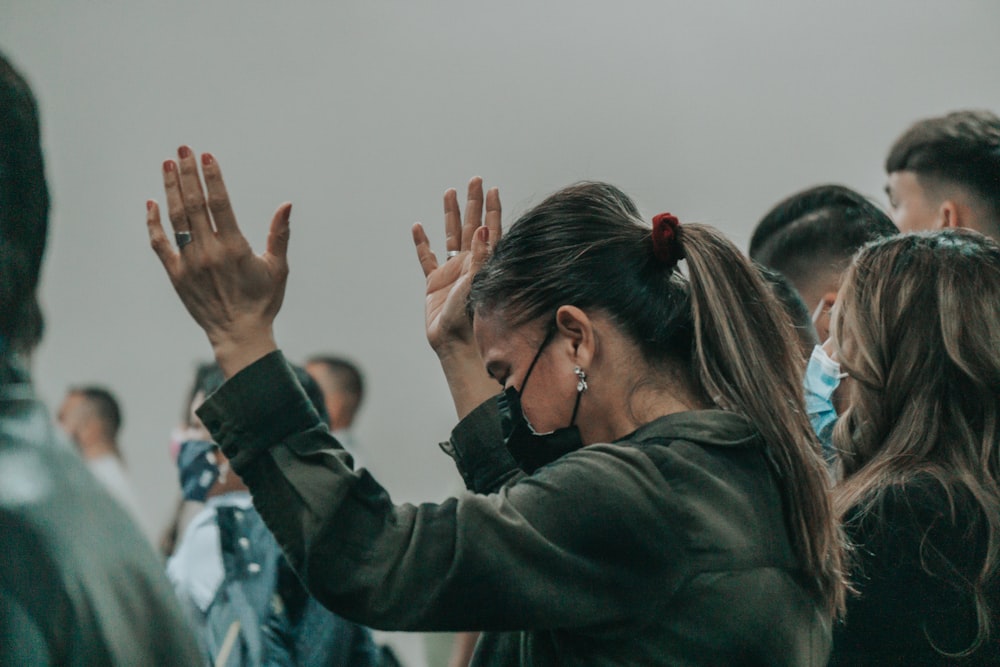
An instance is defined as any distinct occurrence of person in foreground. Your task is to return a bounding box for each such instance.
[828,230,1000,665]
[0,54,200,665]
[147,147,845,665]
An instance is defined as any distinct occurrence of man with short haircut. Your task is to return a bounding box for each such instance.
[885,110,1000,236]
[0,52,200,664]
[305,355,365,454]
[749,184,898,341]
[58,385,143,522]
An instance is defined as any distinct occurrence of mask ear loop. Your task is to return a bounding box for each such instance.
[519,323,558,395]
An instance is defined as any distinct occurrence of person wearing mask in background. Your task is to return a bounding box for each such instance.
[0,51,200,665]
[749,185,898,462]
[828,230,1000,664]
[57,385,143,523]
[146,151,846,665]
[168,362,379,667]
[885,110,1000,237]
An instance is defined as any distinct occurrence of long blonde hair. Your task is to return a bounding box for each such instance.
[833,229,1000,654]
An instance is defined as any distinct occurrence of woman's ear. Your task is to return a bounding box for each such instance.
[554,305,595,368]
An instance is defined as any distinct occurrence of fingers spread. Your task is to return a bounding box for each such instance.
[201,152,241,238]
[462,176,484,251]
[443,188,461,253]
[485,186,502,244]
[177,145,214,240]
[412,222,439,278]
[147,200,179,274]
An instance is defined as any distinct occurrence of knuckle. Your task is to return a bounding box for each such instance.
[183,200,203,217]
[167,206,186,224]
[207,194,228,213]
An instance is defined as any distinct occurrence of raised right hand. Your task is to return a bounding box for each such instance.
[412,177,502,354]
[412,177,504,418]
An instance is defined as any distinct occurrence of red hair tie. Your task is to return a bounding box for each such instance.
[651,212,683,266]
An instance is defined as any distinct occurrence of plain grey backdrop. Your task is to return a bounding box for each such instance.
[4,0,999,563]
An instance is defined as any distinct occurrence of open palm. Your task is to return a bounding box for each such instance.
[412,177,502,353]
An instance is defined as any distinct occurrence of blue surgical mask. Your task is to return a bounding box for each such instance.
[497,326,585,474]
[177,439,222,501]
[803,344,846,465]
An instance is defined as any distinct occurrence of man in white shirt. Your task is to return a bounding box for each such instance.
[57,385,143,522]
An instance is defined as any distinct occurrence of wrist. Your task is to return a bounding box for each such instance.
[209,327,279,379]
[434,340,482,365]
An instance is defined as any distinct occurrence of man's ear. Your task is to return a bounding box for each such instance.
[813,292,838,343]
[554,305,595,368]
[939,199,963,229]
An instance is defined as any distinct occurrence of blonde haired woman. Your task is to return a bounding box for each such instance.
[830,230,1000,664]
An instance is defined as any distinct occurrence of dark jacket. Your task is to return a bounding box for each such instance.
[0,359,202,665]
[199,350,831,666]
[831,479,1000,665]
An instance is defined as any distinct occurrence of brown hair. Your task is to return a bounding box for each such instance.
[0,51,48,354]
[833,229,1000,654]
[469,181,847,615]
[886,110,1000,230]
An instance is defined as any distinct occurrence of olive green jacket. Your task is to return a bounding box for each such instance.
[199,351,830,666]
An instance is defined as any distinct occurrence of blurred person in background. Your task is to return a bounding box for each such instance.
[0,51,200,665]
[306,355,366,465]
[168,362,379,667]
[57,384,143,523]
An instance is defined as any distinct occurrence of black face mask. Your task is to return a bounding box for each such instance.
[497,327,585,474]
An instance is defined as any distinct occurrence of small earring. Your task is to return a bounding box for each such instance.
[574,366,588,393]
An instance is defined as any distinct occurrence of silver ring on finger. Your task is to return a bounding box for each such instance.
[446,250,461,260]
[175,231,194,249]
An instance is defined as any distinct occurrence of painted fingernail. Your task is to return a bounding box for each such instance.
[163,160,175,173]
[478,226,489,242]
[146,200,154,211]
[178,145,191,159]
[201,152,214,166]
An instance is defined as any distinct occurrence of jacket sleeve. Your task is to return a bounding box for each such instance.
[197,351,681,633]
[437,395,523,494]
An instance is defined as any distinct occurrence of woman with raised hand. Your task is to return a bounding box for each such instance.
[147,146,845,666]
[828,230,1000,665]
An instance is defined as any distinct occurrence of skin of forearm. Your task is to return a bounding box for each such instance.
[436,342,498,420]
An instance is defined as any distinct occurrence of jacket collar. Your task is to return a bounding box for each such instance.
[617,409,761,449]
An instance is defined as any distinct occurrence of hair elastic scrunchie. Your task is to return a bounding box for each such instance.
[651,212,684,267]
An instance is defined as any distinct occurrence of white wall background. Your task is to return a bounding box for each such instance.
[3,0,1000,660]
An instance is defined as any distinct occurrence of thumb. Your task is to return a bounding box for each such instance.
[266,202,292,261]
